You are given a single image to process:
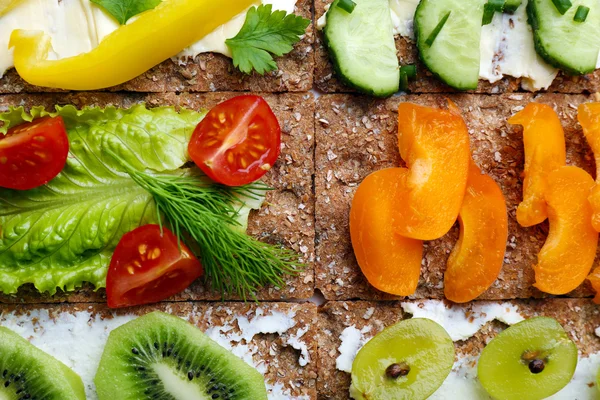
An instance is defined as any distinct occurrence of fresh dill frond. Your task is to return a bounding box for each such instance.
[121,165,302,300]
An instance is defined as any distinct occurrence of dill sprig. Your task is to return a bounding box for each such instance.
[117,161,302,300]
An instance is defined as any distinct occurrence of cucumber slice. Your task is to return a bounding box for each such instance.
[324,0,400,97]
[415,0,486,90]
[528,0,600,75]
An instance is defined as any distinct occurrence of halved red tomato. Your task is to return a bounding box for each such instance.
[106,225,203,308]
[0,116,69,190]
[188,95,281,186]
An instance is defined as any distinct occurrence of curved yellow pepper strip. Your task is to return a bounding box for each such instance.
[0,0,21,16]
[9,0,258,90]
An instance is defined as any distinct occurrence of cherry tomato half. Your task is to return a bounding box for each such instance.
[0,116,69,190]
[188,95,281,187]
[106,225,203,308]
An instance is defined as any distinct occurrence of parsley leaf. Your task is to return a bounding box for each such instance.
[92,0,161,25]
[226,4,310,75]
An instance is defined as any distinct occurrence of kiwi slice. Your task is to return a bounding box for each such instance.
[350,318,455,400]
[0,326,85,400]
[94,311,267,400]
[477,317,578,400]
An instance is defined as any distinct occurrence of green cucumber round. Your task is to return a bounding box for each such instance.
[415,0,486,91]
[527,0,600,75]
[324,0,400,97]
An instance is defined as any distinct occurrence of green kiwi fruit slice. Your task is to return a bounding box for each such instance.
[0,326,85,400]
[477,317,578,400]
[94,311,267,400]
[350,318,455,400]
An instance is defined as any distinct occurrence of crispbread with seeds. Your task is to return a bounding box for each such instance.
[0,92,315,303]
[313,0,600,94]
[0,0,313,94]
[315,93,599,301]
[0,301,317,399]
[317,299,600,399]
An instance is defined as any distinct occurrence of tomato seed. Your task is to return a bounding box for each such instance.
[138,244,147,255]
[34,151,47,160]
[127,266,135,275]
[0,157,6,165]
[149,248,161,260]
[33,136,45,142]
[218,113,226,124]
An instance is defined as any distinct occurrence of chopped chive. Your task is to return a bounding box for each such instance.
[401,65,417,80]
[574,5,590,22]
[482,3,497,25]
[503,0,522,13]
[425,11,451,46]
[400,70,409,92]
[336,0,356,13]
[489,0,506,12]
[551,0,572,15]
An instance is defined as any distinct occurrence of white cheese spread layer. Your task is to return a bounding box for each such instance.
[0,0,298,78]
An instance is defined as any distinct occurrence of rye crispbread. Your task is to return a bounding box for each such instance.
[317,299,600,399]
[0,0,314,94]
[0,301,317,399]
[0,92,315,303]
[315,93,599,301]
[313,0,600,95]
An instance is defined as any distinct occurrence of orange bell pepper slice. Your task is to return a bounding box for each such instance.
[508,103,566,227]
[578,103,600,232]
[587,268,600,303]
[396,101,470,240]
[534,166,598,295]
[444,162,508,303]
[350,168,423,296]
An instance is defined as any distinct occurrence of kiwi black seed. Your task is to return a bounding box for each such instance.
[94,311,268,400]
[0,327,85,400]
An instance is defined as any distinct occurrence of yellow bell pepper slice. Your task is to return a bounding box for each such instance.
[9,0,258,90]
[0,0,21,16]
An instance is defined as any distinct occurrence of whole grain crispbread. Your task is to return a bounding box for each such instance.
[313,0,600,94]
[317,299,600,399]
[0,301,317,399]
[0,92,315,303]
[0,0,314,94]
[315,93,599,301]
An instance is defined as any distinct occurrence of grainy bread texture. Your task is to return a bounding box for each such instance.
[0,0,314,94]
[0,92,315,303]
[317,299,600,400]
[0,301,317,399]
[314,0,600,94]
[316,93,600,301]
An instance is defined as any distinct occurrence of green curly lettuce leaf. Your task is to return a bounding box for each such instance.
[0,104,261,295]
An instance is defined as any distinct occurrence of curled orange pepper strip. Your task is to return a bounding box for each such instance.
[444,162,508,303]
[578,103,600,232]
[587,268,600,303]
[534,166,598,295]
[508,103,566,227]
[9,0,258,90]
[350,168,423,296]
[396,101,470,240]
